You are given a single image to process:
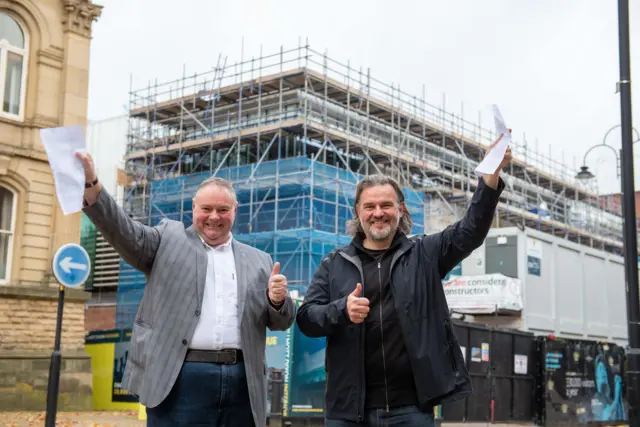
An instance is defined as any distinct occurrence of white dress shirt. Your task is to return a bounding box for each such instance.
[189,233,241,350]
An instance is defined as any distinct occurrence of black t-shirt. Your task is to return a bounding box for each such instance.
[353,234,418,409]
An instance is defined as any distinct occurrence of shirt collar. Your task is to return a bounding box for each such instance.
[197,232,233,250]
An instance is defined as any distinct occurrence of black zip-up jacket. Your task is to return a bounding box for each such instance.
[296,177,505,422]
[352,233,419,409]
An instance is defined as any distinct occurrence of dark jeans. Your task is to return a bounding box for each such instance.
[325,406,435,427]
[146,361,255,427]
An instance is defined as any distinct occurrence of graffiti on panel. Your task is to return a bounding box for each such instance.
[540,338,626,425]
[589,350,626,421]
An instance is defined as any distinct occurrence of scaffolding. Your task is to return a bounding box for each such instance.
[112,44,626,326]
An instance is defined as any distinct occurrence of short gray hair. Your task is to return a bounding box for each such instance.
[346,174,413,236]
[194,176,237,202]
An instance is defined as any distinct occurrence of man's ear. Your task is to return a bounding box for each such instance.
[400,202,408,216]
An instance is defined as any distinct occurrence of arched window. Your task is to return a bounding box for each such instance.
[0,12,27,120]
[0,185,15,283]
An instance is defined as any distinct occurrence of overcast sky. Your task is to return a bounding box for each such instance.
[87,0,639,195]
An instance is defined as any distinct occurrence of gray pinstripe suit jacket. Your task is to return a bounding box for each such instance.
[83,188,296,426]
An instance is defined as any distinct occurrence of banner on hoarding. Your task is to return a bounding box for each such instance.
[536,338,628,425]
[112,328,138,402]
[266,330,288,411]
[283,299,327,417]
[443,273,523,314]
[85,329,140,411]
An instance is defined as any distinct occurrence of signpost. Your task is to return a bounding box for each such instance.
[45,243,91,427]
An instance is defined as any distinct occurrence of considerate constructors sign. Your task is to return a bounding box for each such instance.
[443,273,523,314]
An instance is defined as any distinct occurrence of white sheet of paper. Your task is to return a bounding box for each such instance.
[39,126,86,215]
[474,104,511,176]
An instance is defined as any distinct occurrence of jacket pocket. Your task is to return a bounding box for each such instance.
[129,320,152,368]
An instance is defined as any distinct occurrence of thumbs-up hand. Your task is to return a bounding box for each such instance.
[268,262,288,305]
[346,283,369,324]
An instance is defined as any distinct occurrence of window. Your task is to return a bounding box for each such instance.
[0,12,27,120]
[0,185,15,283]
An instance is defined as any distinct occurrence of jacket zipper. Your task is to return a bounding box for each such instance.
[377,248,409,413]
[340,249,410,421]
[380,249,407,413]
[377,261,390,412]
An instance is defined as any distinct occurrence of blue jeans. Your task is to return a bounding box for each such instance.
[325,406,435,427]
[146,361,255,427]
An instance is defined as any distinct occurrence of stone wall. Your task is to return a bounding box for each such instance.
[0,292,85,351]
[0,286,91,411]
[0,351,92,411]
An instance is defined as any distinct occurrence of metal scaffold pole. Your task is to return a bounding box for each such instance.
[121,42,630,274]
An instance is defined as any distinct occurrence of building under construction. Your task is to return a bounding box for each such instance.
[96,44,625,328]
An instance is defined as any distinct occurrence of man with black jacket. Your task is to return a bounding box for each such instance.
[296,134,512,426]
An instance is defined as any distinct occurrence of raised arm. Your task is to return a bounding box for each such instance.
[427,175,504,278]
[422,133,511,278]
[78,152,163,275]
[296,252,352,338]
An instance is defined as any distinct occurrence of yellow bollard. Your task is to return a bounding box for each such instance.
[138,404,147,420]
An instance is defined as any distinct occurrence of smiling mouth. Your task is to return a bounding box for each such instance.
[205,224,224,229]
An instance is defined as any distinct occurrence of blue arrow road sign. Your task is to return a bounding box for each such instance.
[52,243,91,288]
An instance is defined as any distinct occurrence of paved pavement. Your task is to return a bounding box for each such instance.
[0,414,540,427]
[1,411,144,426]
[7,414,627,427]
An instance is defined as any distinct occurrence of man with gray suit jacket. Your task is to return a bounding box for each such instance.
[77,152,296,427]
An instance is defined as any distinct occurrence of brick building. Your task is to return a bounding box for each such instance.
[598,191,640,230]
[0,0,102,410]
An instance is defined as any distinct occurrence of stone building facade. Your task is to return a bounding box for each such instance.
[0,0,102,410]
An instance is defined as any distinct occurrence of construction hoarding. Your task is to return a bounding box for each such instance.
[534,337,628,425]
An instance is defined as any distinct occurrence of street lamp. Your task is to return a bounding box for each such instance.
[575,166,595,180]
[575,124,639,180]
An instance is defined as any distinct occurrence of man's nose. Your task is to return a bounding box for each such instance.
[208,211,220,221]
[373,206,384,217]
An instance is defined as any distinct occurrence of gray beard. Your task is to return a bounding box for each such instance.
[368,222,398,241]
[369,228,391,241]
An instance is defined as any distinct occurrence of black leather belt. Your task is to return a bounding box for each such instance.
[185,349,243,365]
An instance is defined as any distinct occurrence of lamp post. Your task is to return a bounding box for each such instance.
[577,122,640,425]
[576,1,640,424]
[616,0,639,424]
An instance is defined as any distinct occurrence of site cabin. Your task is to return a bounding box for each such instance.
[449,226,628,346]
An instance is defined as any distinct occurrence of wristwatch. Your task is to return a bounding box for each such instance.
[85,178,99,189]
